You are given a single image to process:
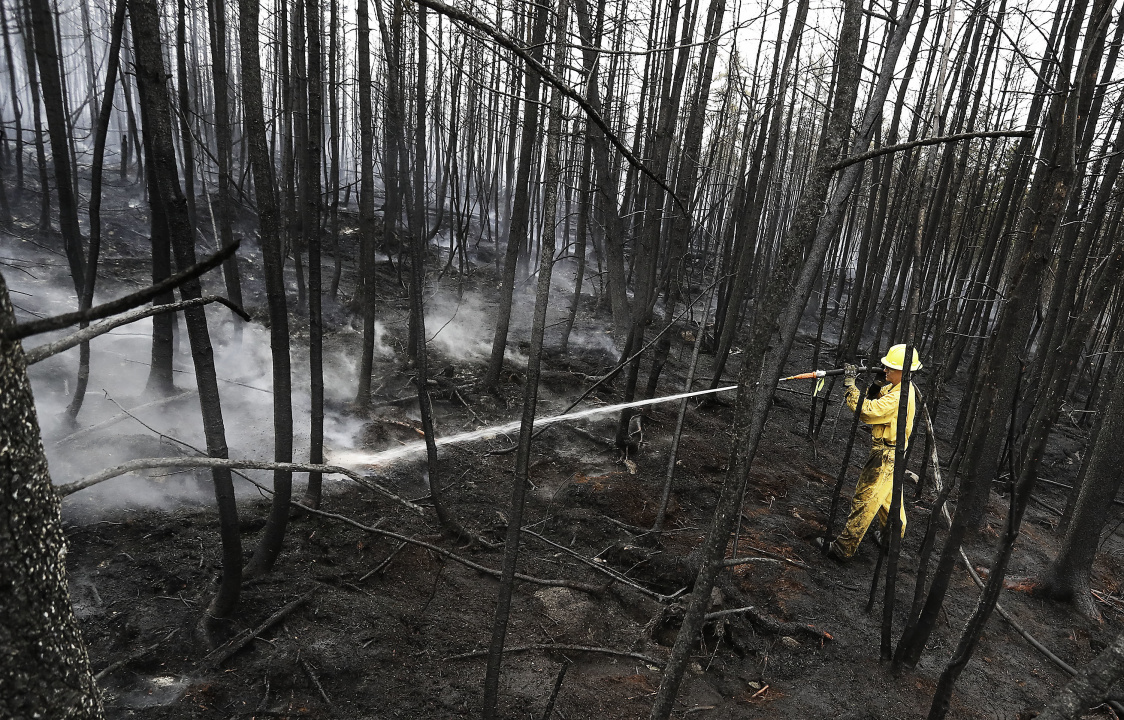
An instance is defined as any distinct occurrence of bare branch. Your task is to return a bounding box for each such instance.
[829,130,1034,172]
[405,0,686,215]
[58,456,422,515]
[25,295,249,364]
[6,240,241,340]
[446,644,663,665]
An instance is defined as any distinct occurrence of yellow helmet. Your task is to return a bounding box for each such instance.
[881,344,922,371]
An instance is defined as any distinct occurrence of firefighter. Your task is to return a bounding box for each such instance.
[817,344,920,562]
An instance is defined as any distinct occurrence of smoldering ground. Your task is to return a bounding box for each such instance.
[2,222,625,521]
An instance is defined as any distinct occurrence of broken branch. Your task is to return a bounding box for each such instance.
[25,295,249,364]
[59,456,422,515]
[94,629,178,681]
[446,644,662,665]
[829,130,1034,171]
[294,502,604,595]
[8,240,240,340]
[199,588,319,670]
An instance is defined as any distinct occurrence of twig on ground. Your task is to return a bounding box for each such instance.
[360,542,408,581]
[720,557,785,567]
[94,629,178,681]
[295,502,604,595]
[521,527,685,603]
[298,654,332,705]
[446,643,662,665]
[540,660,570,720]
[729,531,813,571]
[198,589,319,670]
[707,606,834,643]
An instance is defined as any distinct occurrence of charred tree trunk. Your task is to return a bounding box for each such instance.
[207,0,245,342]
[354,0,379,406]
[0,0,24,195]
[67,0,127,423]
[129,0,243,617]
[237,0,295,583]
[176,0,198,230]
[1038,359,1124,619]
[303,0,325,509]
[482,1,569,714]
[19,1,51,232]
[483,0,549,389]
[27,0,85,295]
[0,273,104,720]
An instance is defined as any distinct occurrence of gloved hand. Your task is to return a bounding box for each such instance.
[843,363,858,388]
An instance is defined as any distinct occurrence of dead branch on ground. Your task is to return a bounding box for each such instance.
[446,644,662,665]
[198,588,319,670]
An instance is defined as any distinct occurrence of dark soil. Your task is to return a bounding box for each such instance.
[5,188,1124,719]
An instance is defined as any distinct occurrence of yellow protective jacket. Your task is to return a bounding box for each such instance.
[845,381,916,448]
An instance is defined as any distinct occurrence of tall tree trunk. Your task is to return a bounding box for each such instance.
[176,0,198,230]
[354,0,379,406]
[0,273,104,720]
[207,0,245,342]
[141,108,177,397]
[0,0,24,195]
[303,0,325,509]
[27,0,85,296]
[237,0,295,583]
[19,0,51,232]
[66,0,127,423]
[483,0,549,389]
[482,1,569,715]
[129,0,242,617]
[1038,354,1124,619]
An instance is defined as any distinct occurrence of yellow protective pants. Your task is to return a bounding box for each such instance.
[834,440,907,558]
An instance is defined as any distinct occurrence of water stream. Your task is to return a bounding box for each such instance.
[329,384,738,468]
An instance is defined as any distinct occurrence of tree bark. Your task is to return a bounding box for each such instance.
[0,272,104,720]
[239,0,294,580]
[482,2,569,715]
[1036,631,1124,720]
[129,0,243,617]
[483,0,549,389]
[27,0,85,295]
